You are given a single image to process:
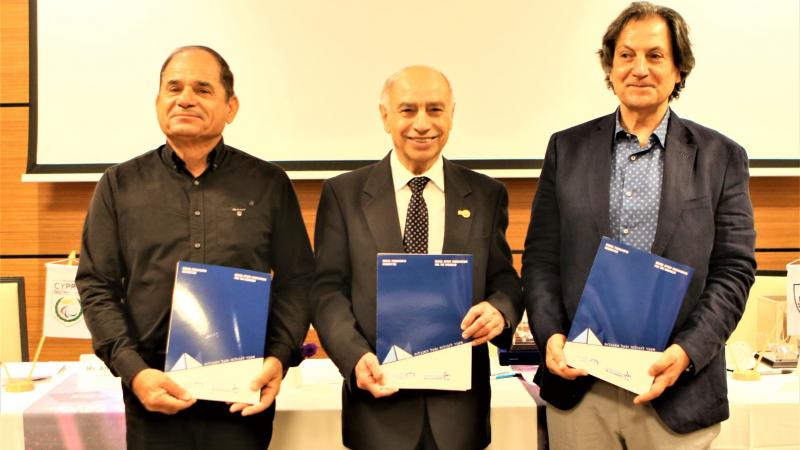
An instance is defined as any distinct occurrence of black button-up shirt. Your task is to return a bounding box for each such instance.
[77,139,314,387]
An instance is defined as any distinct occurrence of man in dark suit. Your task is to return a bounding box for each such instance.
[311,66,522,450]
[522,3,756,449]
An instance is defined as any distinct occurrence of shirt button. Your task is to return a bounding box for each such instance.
[193,242,201,249]
[194,210,201,216]
[629,155,637,161]
[622,228,630,235]
[625,191,633,197]
[193,180,200,186]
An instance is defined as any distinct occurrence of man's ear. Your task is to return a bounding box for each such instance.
[379,104,390,133]
[226,95,240,124]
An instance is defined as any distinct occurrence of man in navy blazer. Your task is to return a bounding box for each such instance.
[522,3,756,449]
[311,66,522,450]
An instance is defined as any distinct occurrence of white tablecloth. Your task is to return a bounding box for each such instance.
[1,360,537,450]
[3,360,797,449]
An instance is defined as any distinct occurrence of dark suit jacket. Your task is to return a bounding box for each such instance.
[311,154,522,450]
[521,111,756,434]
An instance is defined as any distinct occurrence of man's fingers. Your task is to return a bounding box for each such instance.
[471,335,489,346]
[161,376,193,402]
[149,392,196,414]
[240,391,275,416]
[354,352,397,398]
[229,402,246,414]
[462,316,489,339]
[544,333,587,380]
[367,383,399,398]
[648,353,673,376]
[470,324,503,346]
[362,354,385,384]
[460,306,481,330]
[634,378,667,404]
[546,358,586,380]
[461,303,503,342]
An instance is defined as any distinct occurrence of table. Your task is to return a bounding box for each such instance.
[715,372,800,449]
[1,359,538,450]
[2,360,797,449]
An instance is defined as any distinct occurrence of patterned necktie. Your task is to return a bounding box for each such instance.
[403,176,430,254]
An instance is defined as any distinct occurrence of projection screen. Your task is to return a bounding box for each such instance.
[27,0,799,180]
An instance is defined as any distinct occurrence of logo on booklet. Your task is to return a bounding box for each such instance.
[793,284,800,313]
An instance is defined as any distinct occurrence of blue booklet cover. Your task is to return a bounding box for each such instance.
[165,261,271,403]
[564,238,694,394]
[376,254,473,390]
[568,237,694,351]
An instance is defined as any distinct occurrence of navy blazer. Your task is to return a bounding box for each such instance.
[311,154,523,450]
[521,111,756,433]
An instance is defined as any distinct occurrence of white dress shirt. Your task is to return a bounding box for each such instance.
[390,150,445,254]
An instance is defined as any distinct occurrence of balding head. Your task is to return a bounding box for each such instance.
[380,65,454,109]
[379,65,455,175]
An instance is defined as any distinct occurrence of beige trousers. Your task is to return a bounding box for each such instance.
[546,381,720,450]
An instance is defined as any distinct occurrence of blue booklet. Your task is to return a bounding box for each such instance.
[376,253,473,390]
[165,261,271,404]
[564,237,694,394]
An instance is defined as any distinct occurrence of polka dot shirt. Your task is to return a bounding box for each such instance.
[609,109,670,252]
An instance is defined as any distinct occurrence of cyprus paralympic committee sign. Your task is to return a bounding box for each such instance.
[43,259,91,339]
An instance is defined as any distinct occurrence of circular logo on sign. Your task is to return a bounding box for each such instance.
[54,296,83,323]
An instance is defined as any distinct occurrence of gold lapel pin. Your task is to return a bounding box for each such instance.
[457,209,471,218]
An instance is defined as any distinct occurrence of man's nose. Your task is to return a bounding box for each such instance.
[177,87,197,107]
[413,112,431,131]
[632,55,648,77]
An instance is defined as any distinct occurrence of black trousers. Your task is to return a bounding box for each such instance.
[123,388,274,450]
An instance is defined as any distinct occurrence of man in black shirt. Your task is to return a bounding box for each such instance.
[76,46,314,449]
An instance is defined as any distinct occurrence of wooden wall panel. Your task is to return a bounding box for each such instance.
[0,0,29,103]
[750,177,800,249]
[0,107,95,255]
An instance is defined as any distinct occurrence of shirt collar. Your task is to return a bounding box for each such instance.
[614,107,670,148]
[163,138,228,174]
[390,150,445,193]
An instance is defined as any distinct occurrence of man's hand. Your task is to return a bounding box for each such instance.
[634,343,690,404]
[354,352,399,398]
[230,356,283,416]
[545,333,588,380]
[131,368,196,414]
[460,301,505,346]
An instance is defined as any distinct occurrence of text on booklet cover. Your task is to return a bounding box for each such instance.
[377,254,473,390]
[166,261,271,404]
